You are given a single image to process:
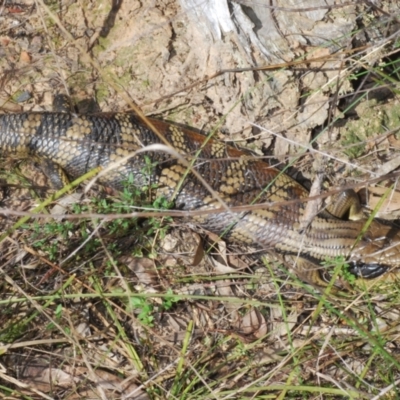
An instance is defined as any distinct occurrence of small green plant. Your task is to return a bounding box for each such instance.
[321,256,356,285]
[21,163,174,265]
[162,289,180,310]
[341,130,366,159]
[46,304,66,331]
[128,296,154,326]
[0,320,30,343]
[123,290,179,327]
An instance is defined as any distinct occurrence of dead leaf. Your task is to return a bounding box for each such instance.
[270,307,298,339]
[51,193,83,219]
[359,186,400,215]
[123,256,159,286]
[6,355,149,400]
[19,51,31,63]
[191,236,204,266]
[237,308,268,339]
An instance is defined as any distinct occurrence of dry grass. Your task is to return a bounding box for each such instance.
[0,1,400,399]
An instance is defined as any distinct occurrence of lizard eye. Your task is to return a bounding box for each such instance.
[348,263,388,279]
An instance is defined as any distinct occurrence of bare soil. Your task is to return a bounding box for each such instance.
[0,1,400,399]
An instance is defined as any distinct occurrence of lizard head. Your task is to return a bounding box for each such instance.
[348,219,400,279]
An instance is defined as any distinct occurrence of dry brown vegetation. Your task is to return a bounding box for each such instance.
[0,1,400,399]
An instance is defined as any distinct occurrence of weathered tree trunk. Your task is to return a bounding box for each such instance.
[177,1,398,158]
[179,0,356,62]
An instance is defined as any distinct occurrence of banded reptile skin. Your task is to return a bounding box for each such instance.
[1,111,400,288]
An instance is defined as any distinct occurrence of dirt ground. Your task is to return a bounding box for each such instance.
[0,1,400,399]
